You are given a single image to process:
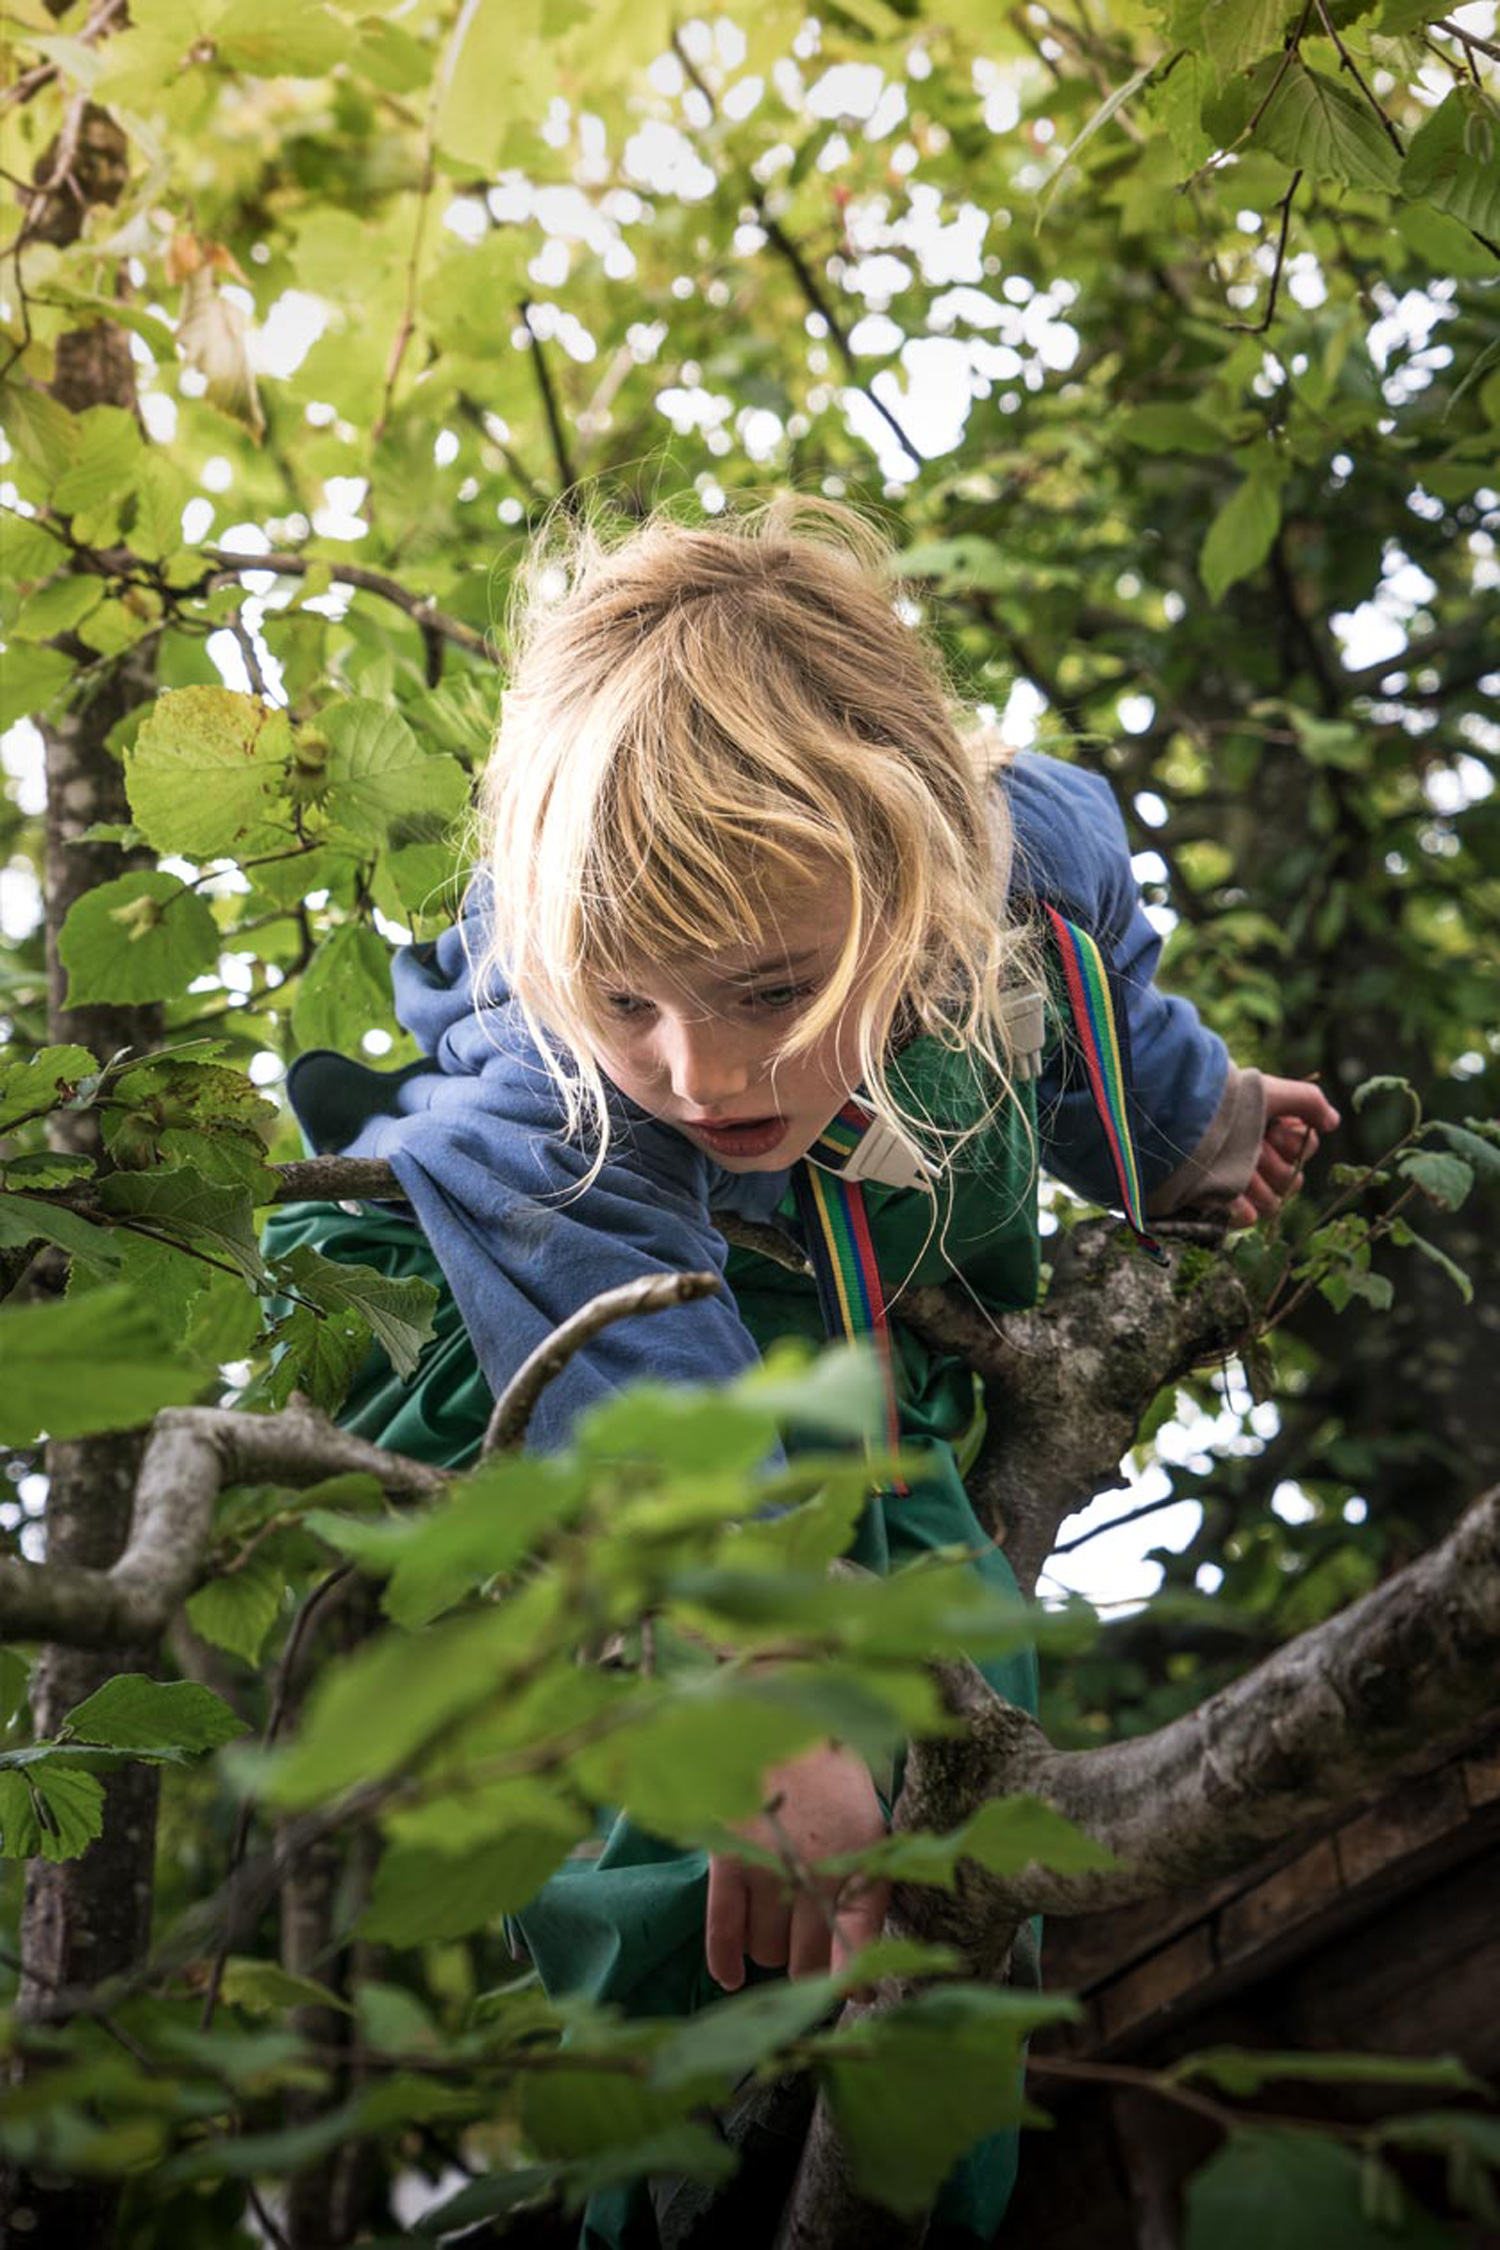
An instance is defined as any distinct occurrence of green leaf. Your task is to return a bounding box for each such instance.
[1038,55,1160,218]
[1200,470,1282,604]
[1237,57,1403,191]
[216,0,347,75]
[1397,1149,1473,1210]
[1400,1226,1474,1303]
[2,384,78,485]
[319,698,468,850]
[359,1828,582,1942]
[51,405,145,518]
[1352,1074,1418,1115]
[383,1774,587,1857]
[1185,2125,1453,2249]
[1431,1121,1500,1181]
[2,1153,96,1191]
[518,2063,708,2167]
[649,1972,846,2093]
[0,1192,121,1274]
[261,1300,369,1415]
[128,453,193,564]
[1172,2048,1485,2097]
[368,1455,586,1629]
[1202,0,1298,82]
[1400,88,1500,241]
[185,1560,286,1665]
[270,1244,437,1379]
[0,642,75,728]
[245,1603,539,1809]
[126,687,296,859]
[0,1763,106,1862]
[290,921,400,1052]
[10,575,105,641]
[0,1285,205,1444]
[1118,404,1224,453]
[61,1675,247,1756]
[0,1046,99,1131]
[217,1957,355,2016]
[99,1168,268,1288]
[820,1985,1073,2214]
[57,871,220,1006]
[823,1793,1116,1887]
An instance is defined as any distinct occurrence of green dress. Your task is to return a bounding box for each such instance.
[263,1037,1045,2248]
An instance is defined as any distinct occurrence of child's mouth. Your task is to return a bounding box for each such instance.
[681,1115,788,1158]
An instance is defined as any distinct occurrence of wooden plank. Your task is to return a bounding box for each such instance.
[1462,1738,1500,1808]
[1334,1766,1468,1889]
[1216,1837,1343,1968]
[1097,1925,1216,2046]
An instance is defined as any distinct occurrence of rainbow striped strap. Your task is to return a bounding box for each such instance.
[791,1160,907,1487]
[808,1098,874,1169]
[1044,903,1166,1262]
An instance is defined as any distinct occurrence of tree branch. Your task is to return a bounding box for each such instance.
[203,549,490,660]
[898,1217,1251,1596]
[483,1270,724,1454]
[0,1401,444,1647]
[897,1481,1500,1924]
[776,1484,1500,2243]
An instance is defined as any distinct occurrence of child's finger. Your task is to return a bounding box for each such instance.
[1267,1116,1317,1157]
[787,1890,834,1980]
[746,1870,791,1971]
[705,1855,749,1992]
[830,1878,890,1976]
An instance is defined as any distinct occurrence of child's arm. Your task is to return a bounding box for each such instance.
[1003,752,1337,1227]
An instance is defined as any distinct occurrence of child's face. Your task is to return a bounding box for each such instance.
[588,878,879,1171]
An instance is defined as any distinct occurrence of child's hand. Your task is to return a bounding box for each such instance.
[705,1739,890,1992]
[1227,1076,1341,1228]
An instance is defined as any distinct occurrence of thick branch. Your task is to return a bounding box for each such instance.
[0,1402,444,1647]
[899,1217,1250,1595]
[777,1485,1500,2245]
[897,1481,1500,1925]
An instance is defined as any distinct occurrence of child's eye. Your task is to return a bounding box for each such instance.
[603,993,652,1019]
[745,980,817,1014]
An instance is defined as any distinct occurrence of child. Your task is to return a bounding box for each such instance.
[268,496,1335,2247]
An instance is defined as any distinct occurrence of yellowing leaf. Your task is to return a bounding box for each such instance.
[127,686,295,858]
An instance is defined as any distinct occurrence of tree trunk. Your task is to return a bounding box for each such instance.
[1,236,164,2240]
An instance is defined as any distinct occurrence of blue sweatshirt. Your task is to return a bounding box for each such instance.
[285,751,1247,1453]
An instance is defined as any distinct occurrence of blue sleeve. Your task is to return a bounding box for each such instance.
[288,1006,767,1458]
[1003,752,1230,1210]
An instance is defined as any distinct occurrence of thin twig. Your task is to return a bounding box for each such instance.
[202,548,490,660]
[226,609,272,704]
[669,27,925,472]
[0,0,126,115]
[1432,15,1500,64]
[1313,0,1405,154]
[482,1270,724,1455]
[200,1563,355,2032]
[517,300,580,501]
[1053,1487,1210,1556]
[374,0,485,441]
[1228,170,1302,336]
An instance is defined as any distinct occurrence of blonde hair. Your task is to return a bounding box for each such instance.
[473,494,1034,1186]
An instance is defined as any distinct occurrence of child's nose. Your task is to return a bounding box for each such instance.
[661,1019,752,1108]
